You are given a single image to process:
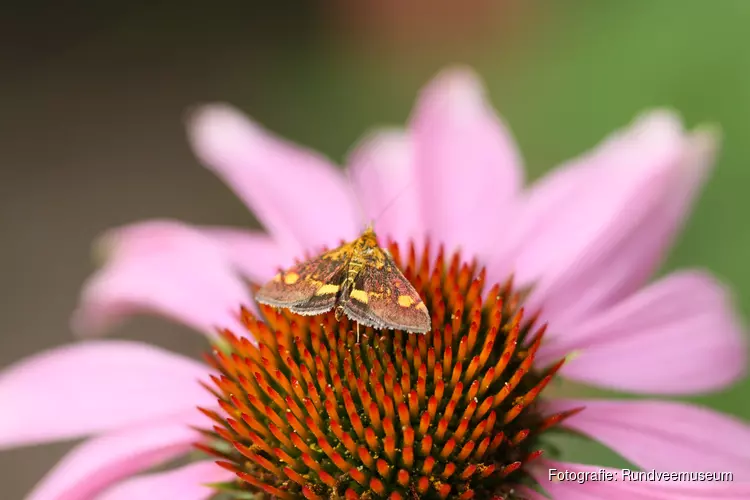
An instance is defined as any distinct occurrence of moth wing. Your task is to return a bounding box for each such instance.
[290,264,347,316]
[255,250,347,315]
[344,250,431,333]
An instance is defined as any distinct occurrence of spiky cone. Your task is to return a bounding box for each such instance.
[198,240,581,499]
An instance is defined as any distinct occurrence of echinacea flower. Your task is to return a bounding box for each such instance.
[2,67,750,499]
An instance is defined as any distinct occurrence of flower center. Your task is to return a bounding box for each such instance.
[199,240,577,499]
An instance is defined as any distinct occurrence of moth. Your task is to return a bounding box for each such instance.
[255,225,431,338]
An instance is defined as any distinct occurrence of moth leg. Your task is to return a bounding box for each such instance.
[356,323,360,343]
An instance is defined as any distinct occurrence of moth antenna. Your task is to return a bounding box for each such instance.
[344,167,370,230]
[344,165,413,234]
[371,181,413,229]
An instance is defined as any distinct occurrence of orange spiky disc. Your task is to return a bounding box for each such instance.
[199,239,578,499]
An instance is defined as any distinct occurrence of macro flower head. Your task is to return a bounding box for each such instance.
[1,67,749,499]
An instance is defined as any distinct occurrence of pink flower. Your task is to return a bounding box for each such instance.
[2,67,749,499]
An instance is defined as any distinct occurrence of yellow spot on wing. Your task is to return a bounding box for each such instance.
[315,284,340,296]
[350,289,369,303]
[398,295,415,307]
[272,273,282,282]
[284,272,300,284]
[416,302,428,313]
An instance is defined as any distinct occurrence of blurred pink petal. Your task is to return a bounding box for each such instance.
[640,482,750,500]
[538,270,746,394]
[548,400,750,480]
[509,113,715,328]
[410,66,523,256]
[72,220,250,337]
[348,129,422,243]
[512,111,682,315]
[536,460,750,499]
[187,104,359,253]
[586,128,717,307]
[0,341,213,449]
[96,461,234,500]
[200,226,292,283]
[26,417,199,500]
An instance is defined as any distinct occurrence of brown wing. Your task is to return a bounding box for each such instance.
[343,250,431,333]
[255,250,348,316]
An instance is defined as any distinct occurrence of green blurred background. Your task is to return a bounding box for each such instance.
[1,0,749,496]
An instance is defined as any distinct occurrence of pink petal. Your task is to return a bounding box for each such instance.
[536,460,750,499]
[410,66,523,257]
[348,129,423,244]
[72,220,251,337]
[509,113,716,328]
[0,340,214,449]
[187,104,360,254]
[26,417,199,500]
[547,399,750,480]
[537,270,746,394]
[96,461,233,500]
[200,226,293,283]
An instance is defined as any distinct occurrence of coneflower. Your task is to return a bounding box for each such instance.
[1,67,747,500]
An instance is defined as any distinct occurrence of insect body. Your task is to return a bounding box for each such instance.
[255,226,431,335]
